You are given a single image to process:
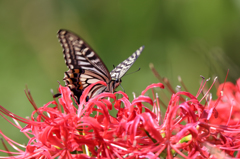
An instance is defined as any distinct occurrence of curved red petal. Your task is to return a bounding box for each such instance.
[141,83,164,95]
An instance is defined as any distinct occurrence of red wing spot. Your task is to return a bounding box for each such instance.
[74,69,80,73]
[78,81,83,89]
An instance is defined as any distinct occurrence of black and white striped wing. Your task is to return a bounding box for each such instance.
[58,29,111,101]
[110,46,144,80]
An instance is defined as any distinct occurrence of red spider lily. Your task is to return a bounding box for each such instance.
[1,79,240,158]
[208,78,240,125]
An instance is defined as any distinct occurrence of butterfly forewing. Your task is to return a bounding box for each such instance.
[58,30,110,78]
[110,46,144,80]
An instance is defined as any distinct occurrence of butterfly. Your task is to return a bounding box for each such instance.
[58,29,144,103]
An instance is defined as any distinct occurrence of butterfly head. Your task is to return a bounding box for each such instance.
[113,78,122,89]
[107,78,121,93]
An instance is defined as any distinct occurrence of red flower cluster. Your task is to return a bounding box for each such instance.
[209,78,240,125]
[1,79,240,158]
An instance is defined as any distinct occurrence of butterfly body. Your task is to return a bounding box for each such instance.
[58,29,144,103]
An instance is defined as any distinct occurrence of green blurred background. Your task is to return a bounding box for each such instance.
[1,0,240,154]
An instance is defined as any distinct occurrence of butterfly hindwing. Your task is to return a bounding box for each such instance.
[63,69,82,102]
[58,30,111,101]
[110,46,144,80]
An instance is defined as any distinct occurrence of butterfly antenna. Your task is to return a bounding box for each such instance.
[124,67,141,76]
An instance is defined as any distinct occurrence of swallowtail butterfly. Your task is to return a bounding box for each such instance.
[58,29,144,103]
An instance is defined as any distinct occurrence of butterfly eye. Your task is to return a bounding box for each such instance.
[117,79,122,83]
